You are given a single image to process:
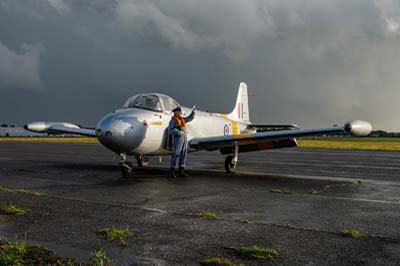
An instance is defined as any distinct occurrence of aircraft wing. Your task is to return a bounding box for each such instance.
[189,120,372,151]
[24,122,96,137]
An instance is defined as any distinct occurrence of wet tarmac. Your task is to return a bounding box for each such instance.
[0,142,400,265]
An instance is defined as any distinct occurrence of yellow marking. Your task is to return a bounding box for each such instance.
[238,139,257,145]
[159,156,163,163]
[150,121,163,126]
[233,134,253,140]
[232,121,238,135]
[220,114,228,119]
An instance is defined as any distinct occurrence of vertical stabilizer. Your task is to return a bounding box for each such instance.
[228,82,250,123]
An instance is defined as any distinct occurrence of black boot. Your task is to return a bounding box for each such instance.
[170,168,177,179]
[179,167,189,177]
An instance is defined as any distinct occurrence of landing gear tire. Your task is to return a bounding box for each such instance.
[225,155,237,173]
[120,161,133,177]
[136,155,149,167]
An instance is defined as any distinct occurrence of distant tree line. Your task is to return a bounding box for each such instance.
[319,130,400,138]
[369,130,400,138]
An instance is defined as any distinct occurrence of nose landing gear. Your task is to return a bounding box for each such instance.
[119,153,133,177]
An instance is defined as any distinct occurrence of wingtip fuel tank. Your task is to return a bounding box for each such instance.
[344,120,373,137]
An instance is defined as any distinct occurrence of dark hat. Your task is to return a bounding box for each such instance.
[172,106,182,112]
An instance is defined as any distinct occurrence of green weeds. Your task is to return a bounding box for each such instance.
[342,229,363,238]
[2,205,27,216]
[197,212,217,220]
[96,227,134,247]
[234,246,279,260]
[200,257,244,266]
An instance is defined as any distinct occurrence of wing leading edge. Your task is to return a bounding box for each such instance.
[189,120,372,151]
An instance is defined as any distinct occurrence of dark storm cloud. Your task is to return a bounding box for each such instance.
[0,0,399,130]
[0,41,44,90]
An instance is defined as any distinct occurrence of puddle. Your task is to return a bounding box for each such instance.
[26,239,91,261]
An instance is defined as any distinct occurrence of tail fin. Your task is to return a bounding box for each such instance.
[228,82,250,123]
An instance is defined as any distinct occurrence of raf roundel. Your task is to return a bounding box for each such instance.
[224,124,230,136]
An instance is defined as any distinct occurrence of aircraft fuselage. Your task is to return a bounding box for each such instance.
[95,107,248,156]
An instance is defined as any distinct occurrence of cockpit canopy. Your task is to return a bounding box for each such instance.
[123,93,180,112]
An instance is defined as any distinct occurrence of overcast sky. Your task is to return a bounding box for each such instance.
[0,0,399,130]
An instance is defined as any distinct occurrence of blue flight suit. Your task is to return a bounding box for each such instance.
[168,112,194,169]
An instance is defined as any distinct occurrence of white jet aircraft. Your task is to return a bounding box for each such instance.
[25,82,372,177]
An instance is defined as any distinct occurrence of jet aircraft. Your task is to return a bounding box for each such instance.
[25,82,372,176]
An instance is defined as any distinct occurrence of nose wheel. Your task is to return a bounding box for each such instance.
[119,154,133,177]
[136,155,149,167]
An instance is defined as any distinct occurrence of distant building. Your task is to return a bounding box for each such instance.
[0,125,45,137]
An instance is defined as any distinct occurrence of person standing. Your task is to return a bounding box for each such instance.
[168,106,195,178]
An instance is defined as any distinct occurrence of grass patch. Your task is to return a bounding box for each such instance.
[96,227,134,247]
[0,238,87,265]
[298,138,400,151]
[200,257,244,266]
[90,248,113,266]
[0,240,28,266]
[0,186,12,193]
[14,189,41,197]
[308,181,362,194]
[351,180,362,186]
[197,212,217,220]
[0,137,99,144]
[2,205,27,216]
[0,186,40,196]
[342,229,363,238]
[308,189,318,194]
[234,246,279,260]
[270,188,291,194]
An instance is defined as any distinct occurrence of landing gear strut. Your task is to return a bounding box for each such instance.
[136,155,149,167]
[225,144,239,173]
[119,153,133,177]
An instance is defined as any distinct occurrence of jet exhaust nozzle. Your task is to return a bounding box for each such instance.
[344,120,372,137]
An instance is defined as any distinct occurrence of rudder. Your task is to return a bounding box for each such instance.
[228,82,250,123]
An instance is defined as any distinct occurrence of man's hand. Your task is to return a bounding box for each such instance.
[190,106,196,117]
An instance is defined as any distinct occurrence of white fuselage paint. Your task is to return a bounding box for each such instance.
[96,106,248,156]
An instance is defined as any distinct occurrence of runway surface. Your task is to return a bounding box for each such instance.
[0,142,400,265]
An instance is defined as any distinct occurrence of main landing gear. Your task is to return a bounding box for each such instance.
[225,144,239,173]
[119,153,133,177]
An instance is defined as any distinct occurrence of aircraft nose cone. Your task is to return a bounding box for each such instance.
[96,112,146,153]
